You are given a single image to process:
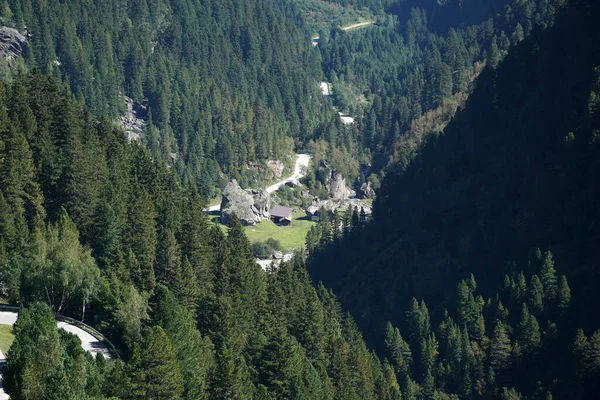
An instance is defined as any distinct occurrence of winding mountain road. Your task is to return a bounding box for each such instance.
[265,154,311,194]
[0,311,112,399]
[206,154,312,212]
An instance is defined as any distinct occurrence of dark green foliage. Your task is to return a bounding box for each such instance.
[251,238,282,259]
[2,0,336,198]
[315,0,556,179]
[0,71,403,399]
[3,303,103,400]
[489,320,512,372]
[307,1,600,397]
[0,0,595,398]
[309,0,599,346]
[130,326,184,400]
[517,304,540,354]
[384,322,412,380]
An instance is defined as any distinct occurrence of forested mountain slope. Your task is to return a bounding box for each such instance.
[308,0,600,396]
[0,73,404,399]
[301,0,558,189]
[0,0,336,198]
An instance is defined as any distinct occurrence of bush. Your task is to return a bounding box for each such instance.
[251,239,283,259]
[251,242,272,259]
[265,238,282,251]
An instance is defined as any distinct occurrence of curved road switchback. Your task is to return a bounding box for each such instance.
[206,154,312,212]
[0,311,112,399]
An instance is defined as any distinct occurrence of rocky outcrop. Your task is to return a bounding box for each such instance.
[120,96,145,142]
[266,160,285,179]
[0,27,26,62]
[248,188,270,219]
[326,170,348,200]
[305,198,372,219]
[358,181,375,199]
[220,181,272,225]
[221,180,261,226]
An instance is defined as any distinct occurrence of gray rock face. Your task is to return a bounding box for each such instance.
[326,170,348,201]
[221,180,261,226]
[358,181,375,199]
[120,96,145,142]
[248,188,271,219]
[220,181,271,226]
[305,198,372,219]
[0,27,26,62]
[266,160,285,179]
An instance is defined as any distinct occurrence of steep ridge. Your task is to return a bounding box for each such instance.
[309,0,600,348]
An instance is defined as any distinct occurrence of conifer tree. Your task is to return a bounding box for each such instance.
[3,303,64,398]
[517,304,540,354]
[489,320,512,372]
[539,251,558,301]
[125,183,157,291]
[384,322,412,380]
[557,275,571,314]
[529,275,544,315]
[91,201,123,271]
[156,228,182,288]
[420,333,439,377]
[590,330,600,374]
[572,328,589,383]
[0,191,16,251]
[131,326,184,400]
[174,257,201,311]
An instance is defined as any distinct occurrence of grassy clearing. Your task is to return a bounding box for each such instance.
[245,211,315,251]
[0,324,15,354]
[209,210,315,251]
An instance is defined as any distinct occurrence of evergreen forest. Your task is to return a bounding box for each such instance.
[0,0,598,399]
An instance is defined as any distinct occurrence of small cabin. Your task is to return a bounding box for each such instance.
[270,205,293,226]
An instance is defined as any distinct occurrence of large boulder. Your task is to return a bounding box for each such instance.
[248,188,271,219]
[326,170,348,201]
[220,180,261,226]
[358,181,375,199]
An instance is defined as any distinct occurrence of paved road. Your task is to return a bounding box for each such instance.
[206,154,312,212]
[0,311,112,399]
[265,154,311,194]
[57,322,112,359]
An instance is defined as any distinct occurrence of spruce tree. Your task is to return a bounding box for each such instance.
[529,275,544,315]
[557,275,571,314]
[572,328,589,383]
[131,326,184,400]
[539,251,558,301]
[517,304,540,355]
[489,320,512,371]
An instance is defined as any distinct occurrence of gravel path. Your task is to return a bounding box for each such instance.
[341,21,374,31]
[205,154,312,212]
[265,154,311,194]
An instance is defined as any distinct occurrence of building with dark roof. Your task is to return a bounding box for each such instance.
[270,205,293,226]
